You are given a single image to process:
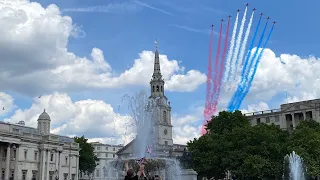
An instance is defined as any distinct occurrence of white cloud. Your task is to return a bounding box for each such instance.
[0,0,205,96]
[171,106,203,144]
[0,92,15,116]
[4,92,135,145]
[240,101,270,114]
[4,92,202,145]
[245,48,320,102]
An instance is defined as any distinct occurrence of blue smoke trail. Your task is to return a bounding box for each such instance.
[226,16,262,111]
[242,16,262,78]
[233,24,275,110]
[227,20,269,111]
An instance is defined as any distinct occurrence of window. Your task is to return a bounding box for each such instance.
[1,169,4,179]
[10,170,14,178]
[266,117,270,123]
[113,147,115,151]
[97,146,100,150]
[164,141,168,146]
[13,150,16,159]
[22,170,27,180]
[275,115,280,122]
[113,154,115,158]
[257,118,261,124]
[65,156,68,165]
[49,171,54,180]
[161,86,163,92]
[72,174,76,180]
[156,85,159,92]
[97,153,100,157]
[105,153,108,157]
[64,173,68,180]
[24,150,27,160]
[50,153,54,161]
[96,170,100,177]
[105,147,108,151]
[34,151,38,161]
[153,86,155,92]
[32,170,37,180]
[163,111,167,122]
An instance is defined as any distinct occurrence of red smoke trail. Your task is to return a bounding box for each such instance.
[210,21,223,113]
[211,17,231,110]
[202,25,214,135]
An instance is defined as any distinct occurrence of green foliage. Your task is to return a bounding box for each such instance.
[287,120,320,177]
[188,110,290,179]
[74,136,98,174]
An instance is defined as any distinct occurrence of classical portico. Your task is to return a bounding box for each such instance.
[0,110,79,180]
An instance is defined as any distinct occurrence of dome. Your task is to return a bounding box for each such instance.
[38,109,51,120]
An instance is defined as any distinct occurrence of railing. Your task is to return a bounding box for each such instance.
[244,109,281,116]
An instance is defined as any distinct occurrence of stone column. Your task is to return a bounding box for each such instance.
[69,154,72,179]
[0,145,3,172]
[4,143,11,180]
[41,149,46,180]
[291,113,295,128]
[303,111,306,120]
[55,150,59,170]
[75,155,79,180]
[13,145,19,180]
[58,151,61,179]
[46,149,50,180]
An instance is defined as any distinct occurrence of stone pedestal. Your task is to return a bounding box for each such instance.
[181,169,198,180]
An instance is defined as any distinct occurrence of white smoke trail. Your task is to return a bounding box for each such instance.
[237,11,254,77]
[224,13,239,82]
[230,7,247,80]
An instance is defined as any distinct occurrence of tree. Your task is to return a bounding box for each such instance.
[188,110,249,179]
[223,123,288,179]
[287,120,320,178]
[74,136,98,175]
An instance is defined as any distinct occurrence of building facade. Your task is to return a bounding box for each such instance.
[117,44,186,159]
[245,99,320,131]
[91,142,123,180]
[0,110,79,180]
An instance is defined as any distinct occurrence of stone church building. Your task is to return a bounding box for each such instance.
[0,110,79,180]
[117,44,186,159]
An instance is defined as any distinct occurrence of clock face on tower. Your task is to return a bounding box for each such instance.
[164,129,168,135]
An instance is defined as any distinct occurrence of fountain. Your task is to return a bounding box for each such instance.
[284,151,306,180]
[108,91,183,180]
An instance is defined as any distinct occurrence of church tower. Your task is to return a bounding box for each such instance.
[150,41,173,147]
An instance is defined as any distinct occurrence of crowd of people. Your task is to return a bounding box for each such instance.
[124,158,161,180]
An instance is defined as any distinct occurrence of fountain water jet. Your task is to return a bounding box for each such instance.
[107,91,183,180]
[284,151,306,180]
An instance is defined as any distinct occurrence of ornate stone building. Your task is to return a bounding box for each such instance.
[116,44,186,159]
[244,99,320,131]
[0,110,79,180]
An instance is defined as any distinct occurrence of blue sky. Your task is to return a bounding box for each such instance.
[1,0,320,144]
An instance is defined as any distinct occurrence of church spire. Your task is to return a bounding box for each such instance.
[152,40,162,79]
[150,40,165,98]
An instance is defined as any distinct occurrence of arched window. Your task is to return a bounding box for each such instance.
[153,86,155,92]
[156,85,159,92]
[161,86,163,92]
[163,111,167,122]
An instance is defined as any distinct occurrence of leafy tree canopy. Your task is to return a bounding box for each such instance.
[287,120,320,177]
[74,136,98,174]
